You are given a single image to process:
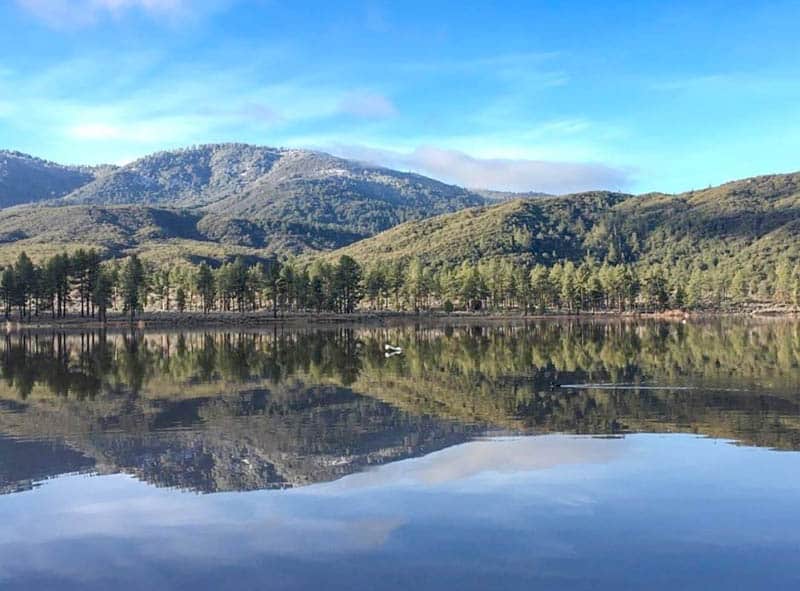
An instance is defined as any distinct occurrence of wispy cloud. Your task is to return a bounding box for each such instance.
[337,91,398,119]
[320,435,626,492]
[399,51,562,76]
[16,0,227,27]
[329,144,632,194]
[0,45,403,161]
[0,25,630,191]
[650,72,800,95]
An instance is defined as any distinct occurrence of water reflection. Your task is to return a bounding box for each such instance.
[1,320,799,495]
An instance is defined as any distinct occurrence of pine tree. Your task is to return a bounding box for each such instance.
[0,267,14,319]
[121,255,145,320]
[405,258,428,312]
[93,269,113,322]
[333,256,363,313]
[14,252,35,320]
[176,287,187,313]
[529,265,551,312]
[196,262,215,314]
[560,261,578,312]
[775,257,794,304]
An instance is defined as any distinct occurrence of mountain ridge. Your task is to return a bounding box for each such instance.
[0,149,117,208]
[55,143,489,234]
[2,143,799,275]
[0,143,498,263]
[325,171,800,273]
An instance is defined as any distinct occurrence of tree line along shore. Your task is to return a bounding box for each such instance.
[0,249,798,324]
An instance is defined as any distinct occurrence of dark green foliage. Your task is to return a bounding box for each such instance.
[121,255,145,320]
[93,270,114,322]
[196,263,215,314]
[333,256,363,314]
[0,267,14,318]
[0,249,107,320]
[176,287,187,312]
[328,171,800,310]
[13,253,35,318]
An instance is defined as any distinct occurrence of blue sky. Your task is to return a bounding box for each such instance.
[0,0,798,194]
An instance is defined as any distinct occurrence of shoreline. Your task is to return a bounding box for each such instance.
[2,307,798,332]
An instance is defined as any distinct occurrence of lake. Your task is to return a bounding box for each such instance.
[0,319,799,590]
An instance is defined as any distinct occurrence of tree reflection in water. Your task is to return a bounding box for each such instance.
[0,319,799,494]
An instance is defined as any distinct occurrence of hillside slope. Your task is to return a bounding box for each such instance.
[0,205,365,265]
[327,191,632,267]
[328,171,800,273]
[0,150,112,208]
[59,143,487,236]
[3,142,799,275]
[0,143,496,264]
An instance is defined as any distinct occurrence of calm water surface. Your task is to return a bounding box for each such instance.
[0,319,799,590]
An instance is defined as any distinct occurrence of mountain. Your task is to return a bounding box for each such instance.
[471,188,553,201]
[0,143,492,263]
[327,171,800,273]
[58,143,488,236]
[326,190,632,267]
[0,150,114,208]
[2,143,799,274]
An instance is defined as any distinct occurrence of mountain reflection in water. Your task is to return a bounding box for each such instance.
[1,319,799,495]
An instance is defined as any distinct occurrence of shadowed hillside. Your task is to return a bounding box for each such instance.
[0,205,365,265]
[0,150,114,208]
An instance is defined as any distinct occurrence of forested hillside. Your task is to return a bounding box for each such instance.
[57,143,487,236]
[0,205,365,265]
[331,172,800,272]
[0,144,489,263]
[323,171,800,309]
[1,142,799,313]
[0,150,113,208]
[330,191,630,267]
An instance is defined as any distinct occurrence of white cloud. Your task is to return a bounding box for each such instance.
[338,91,398,119]
[68,122,127,140]
[318,435,626,492]
[330,144,632,194]
[0,49,369,160]
[66,116,205,144]
[0,474,404,583]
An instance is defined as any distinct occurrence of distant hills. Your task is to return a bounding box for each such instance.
[329,191,629,267]
[0,143,490,263]
[0,150,114,208]
[61,144,486,231]
[0,142,799,272]
[329,172,800,274]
